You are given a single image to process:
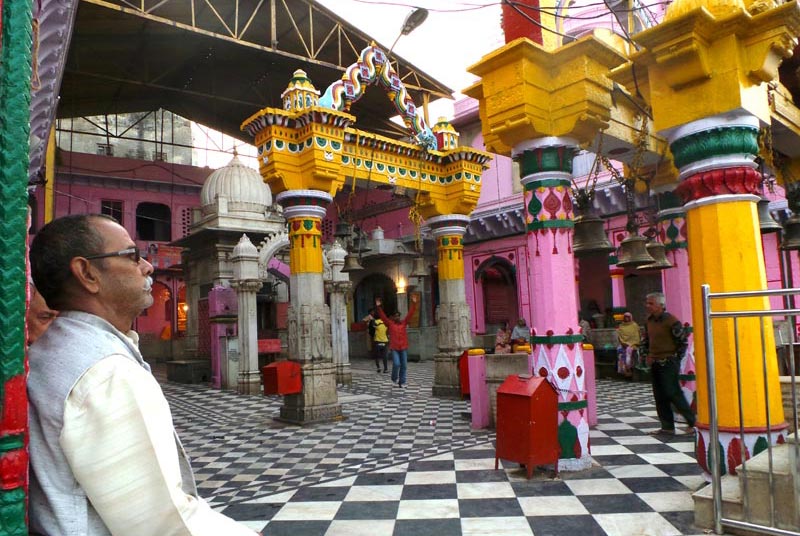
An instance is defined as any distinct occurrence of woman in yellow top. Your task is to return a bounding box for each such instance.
[617,312,641,377]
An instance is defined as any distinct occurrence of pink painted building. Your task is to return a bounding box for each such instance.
[29,150,206,358]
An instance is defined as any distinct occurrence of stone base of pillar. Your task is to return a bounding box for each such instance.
[237,370,262,396]
[336,363,352,386]
[278,360,343,424]
[695,423,788,476]
[558,455,593,472]
[432,352,461,398]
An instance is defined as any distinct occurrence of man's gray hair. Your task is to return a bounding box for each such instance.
[646,292,666,307]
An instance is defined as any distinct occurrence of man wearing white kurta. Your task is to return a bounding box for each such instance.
[28,214,258,536]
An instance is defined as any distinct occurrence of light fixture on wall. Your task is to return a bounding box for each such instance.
[396,276,407,294]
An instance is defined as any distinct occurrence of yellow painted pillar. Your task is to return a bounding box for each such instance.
[669,120,785,472]
[630,0,800,474]
[275,190,343,424]
[428,214,472,398]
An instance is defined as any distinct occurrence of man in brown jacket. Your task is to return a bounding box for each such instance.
[643,292,696,435]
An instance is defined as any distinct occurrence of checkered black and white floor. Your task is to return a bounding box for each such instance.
[158,359,707,536]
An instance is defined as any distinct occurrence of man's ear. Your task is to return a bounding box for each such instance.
[69,257,102,295]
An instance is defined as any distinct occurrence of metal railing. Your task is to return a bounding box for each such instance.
[701,285,800,536]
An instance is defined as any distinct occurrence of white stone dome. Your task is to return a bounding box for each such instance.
[200,154,271,216]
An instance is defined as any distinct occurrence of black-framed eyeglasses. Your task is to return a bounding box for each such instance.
[84,247,141,263]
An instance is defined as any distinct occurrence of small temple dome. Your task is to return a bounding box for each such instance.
[232,234,259,258]
[326,239,347,265]
[200,154,272,216]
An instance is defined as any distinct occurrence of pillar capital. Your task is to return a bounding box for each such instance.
[633,1,800,132]
[464,35,628,154]
[427,214,470,239]
[275,189,331,219]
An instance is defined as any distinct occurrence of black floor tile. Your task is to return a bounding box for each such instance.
[400,484,458,500]
[221,502,283,521]
[527,514,607,536]
[458,497,524,517]
[578,493,654,514]
[511,479,573,496]
[288,486,350,502]
[262,520,329,536]
[619,477,693,493]
[334,501,399,520]
[455,469,509,483]
[393,518,462,536]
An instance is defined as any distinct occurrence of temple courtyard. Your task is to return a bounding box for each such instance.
[150,359,708,536]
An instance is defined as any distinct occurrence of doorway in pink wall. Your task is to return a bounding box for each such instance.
[477,257,519,329]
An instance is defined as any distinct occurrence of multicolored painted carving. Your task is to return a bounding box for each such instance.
[670,113,786,475]
[532,332,590,465]
[657,208,687,250]
[0,0,33,532]
[437,234,464,281]
[695,427,786,476]
[277,190,330,275]
[241,72,491,216]
[288,217,323,274]
[523,178,574,256]
[516,140,592,471]
[319,45,437,150]
[282,69,320,112]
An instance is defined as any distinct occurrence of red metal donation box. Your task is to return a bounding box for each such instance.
[494,374,559,478]
[262,360,302,396]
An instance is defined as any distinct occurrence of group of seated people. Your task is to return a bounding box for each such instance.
[492,311,644,378]
[494,318,530,354]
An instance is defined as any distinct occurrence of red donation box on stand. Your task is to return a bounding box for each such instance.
[494,374,559,479]
[262,360,302,396]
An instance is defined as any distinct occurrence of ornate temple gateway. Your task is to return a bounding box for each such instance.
[241,50,491,424]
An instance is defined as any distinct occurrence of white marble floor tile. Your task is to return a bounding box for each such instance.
[404,470,457,485]
[590,444,635,456]
[596,423,637,431]
[674,474,708,491]
[461,516,534,535]
[325,520,395,536]
[614,436,661,445]
[607,464,669,478]
[456,481,516,499]
[518,495,589,516]
[455,458,499,471]
[271,501,341,521]
[316,476,358,488]
[593,512,681,536]
[638,491,694,511]
[376,463,408,473]
[638,452,697,465]
[344,485,404,502]
[396,499,460,519]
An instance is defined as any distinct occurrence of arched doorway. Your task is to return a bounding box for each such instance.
[476,256,519,329]
[354,273,397,320]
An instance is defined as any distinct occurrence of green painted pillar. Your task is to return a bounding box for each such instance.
[0,0,34,534]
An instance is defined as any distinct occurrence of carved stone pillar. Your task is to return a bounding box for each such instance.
[325,240,352,386]
[277,190,343,424]
[231,235,263,396]
[429,214,472,398]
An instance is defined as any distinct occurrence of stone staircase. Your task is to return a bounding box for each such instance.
[694,435,800,534]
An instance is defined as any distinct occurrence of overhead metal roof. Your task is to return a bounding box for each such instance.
[30,0,454,181]
[60,0,453,131]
